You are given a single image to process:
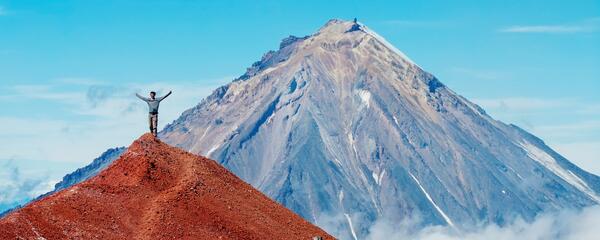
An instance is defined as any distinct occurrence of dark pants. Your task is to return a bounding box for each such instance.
[149,113,158,136]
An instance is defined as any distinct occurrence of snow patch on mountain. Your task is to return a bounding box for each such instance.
[206,144,221,157]
[372,170,385,186]
[359,22,417,66]
[357,90,372,108]
[344,213,359,240]
[409,173,455,228]
[520,141,600,203]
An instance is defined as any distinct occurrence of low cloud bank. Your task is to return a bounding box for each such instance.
[366,206,600,240]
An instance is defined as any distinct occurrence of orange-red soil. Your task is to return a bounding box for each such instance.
[0,134,334,239]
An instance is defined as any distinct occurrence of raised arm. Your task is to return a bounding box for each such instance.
[157,91,172,101]
[136,93,150,101]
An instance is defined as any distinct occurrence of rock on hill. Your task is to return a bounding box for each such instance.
[0,134,333,240]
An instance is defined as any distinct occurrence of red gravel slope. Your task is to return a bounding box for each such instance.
[0,134,334,239]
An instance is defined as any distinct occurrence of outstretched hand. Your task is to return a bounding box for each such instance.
[160,90,173,101]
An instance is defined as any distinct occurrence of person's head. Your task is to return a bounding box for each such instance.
[150,91,156,99]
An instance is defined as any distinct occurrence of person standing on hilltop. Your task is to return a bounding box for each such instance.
[136,90,172,137]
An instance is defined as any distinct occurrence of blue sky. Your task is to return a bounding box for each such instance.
[0,0,599,211]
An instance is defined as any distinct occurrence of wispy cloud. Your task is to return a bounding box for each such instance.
[500,18,599,33]
[472,96,600,174]
[5,84,84,102]
[0,160,56,212]
[0,77,232,164]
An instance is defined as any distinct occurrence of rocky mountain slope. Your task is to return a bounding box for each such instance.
[157,20,600,239]
[0,134,333,239]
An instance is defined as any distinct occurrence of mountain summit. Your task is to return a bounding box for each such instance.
[158,19,600,239]
[0,134,333,239]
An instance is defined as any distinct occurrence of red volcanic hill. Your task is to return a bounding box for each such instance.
[0,134,333,239]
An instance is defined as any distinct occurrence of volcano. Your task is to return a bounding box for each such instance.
[158,20,600,238]
[0,134,333,239]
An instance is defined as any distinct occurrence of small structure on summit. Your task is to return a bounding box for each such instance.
[347,17,362,32]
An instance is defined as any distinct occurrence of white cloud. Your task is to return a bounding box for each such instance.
[0,6,6,16]
[366,206,600,240]
[318,207,600,240]
[500,18,599,33]
[0,77,232,164]
[2,84,84,102]
[0,160,56,210]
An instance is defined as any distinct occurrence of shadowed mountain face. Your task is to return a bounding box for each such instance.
[53,147,126,193]
[157,20,600,239]
[0,148,126,218]
[0,134,333,239]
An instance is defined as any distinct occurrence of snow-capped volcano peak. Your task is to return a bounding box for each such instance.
[314,19,417,66]
[233,19,418,85]
[317,18,359,33]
